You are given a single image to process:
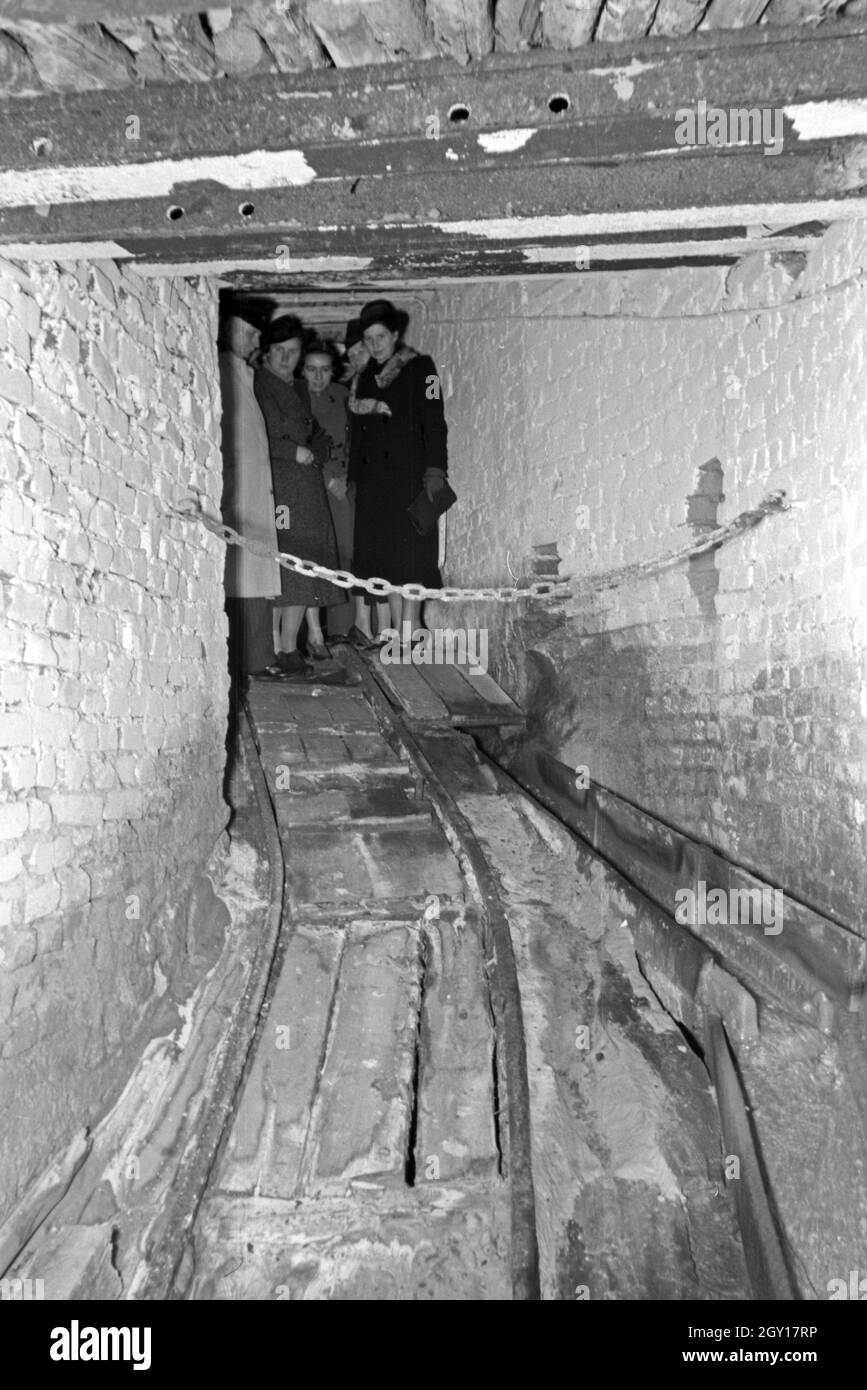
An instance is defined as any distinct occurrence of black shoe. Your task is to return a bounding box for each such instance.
[275,650,312,674]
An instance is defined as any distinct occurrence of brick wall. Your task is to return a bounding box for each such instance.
[424,221,867,936]
[0,258,228,1225]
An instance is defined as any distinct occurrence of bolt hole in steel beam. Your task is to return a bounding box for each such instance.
[239,201,255,219]
[548,93,570,114]
[448,103,471,123]
[166,205,185,222]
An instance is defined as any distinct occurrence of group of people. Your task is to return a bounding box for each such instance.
[220,299,450,685]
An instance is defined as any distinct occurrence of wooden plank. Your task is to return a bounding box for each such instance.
[190,1187,512,1301]
[415,914,500,1182]
[596,0,658,41]
[372,658,452,723]
[651,0,710,36]
[3,22,867,259]
[4,23,866,168]
[299,926,423,1194]
[701,0,773,27]
[451,663,525,724]
[283,763,414,792]
[542,0,605,46]
[216,929,343,1199]
[284,823,464,906]
[416,659,504,724]
[0,0,211,18]
[271,785,429,827]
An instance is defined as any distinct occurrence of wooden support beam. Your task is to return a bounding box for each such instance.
[0,0,206,18]
[0,20,864,272]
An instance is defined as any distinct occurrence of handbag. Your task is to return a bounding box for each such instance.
[406,480,457,536]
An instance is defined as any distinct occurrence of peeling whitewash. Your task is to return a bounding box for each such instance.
[784,98,867,140]
[0,150,318,208]
[586,58,660,101]
[434,199,867,239]
[477,129,537,154]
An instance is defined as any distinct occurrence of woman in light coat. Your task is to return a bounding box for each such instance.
[219,312,282,681]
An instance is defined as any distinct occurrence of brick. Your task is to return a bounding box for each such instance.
[29,836,73,874]
[0,713,34,747]
[28,798,52,832]
[36,384,85,445]
[103,790,143,821]
[0,362,32,408]
[0,802,29,840]
[23,877,61,923]
[0,852,24,883]
[51,794,103,826]
[4,751,38,791]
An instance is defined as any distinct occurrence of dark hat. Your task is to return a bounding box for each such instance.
[344,318,364,349]
[260,314,306,351]
[359,298,409,336]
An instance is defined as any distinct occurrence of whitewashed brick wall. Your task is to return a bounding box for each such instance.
[0,259,227,1222]
[424,222,867,933]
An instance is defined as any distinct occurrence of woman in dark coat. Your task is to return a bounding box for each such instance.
[348,302,449,641]
[254,317,343,674]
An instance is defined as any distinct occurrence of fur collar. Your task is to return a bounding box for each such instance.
[349,345,417,414]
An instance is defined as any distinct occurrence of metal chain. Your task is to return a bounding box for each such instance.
[165,487,788,605]
[165,497,572,603]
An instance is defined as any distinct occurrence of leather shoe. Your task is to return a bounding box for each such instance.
[275,650,312,674]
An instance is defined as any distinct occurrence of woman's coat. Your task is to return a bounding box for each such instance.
[348,349,448,588]
[253,367,343,608]
[219,349,281,599]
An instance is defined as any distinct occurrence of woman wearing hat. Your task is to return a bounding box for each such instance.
[348,301,449,645]
[254,316,344,675]
[339,319,389,646]
[302,337,354,641]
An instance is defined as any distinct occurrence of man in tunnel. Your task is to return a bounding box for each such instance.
[219,309,282,686]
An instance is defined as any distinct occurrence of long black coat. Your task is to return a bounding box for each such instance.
[348,350,448,588]
[253,367,343,607]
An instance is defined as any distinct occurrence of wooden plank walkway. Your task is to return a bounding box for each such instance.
[347,641,525,730]
[190,673,507,1299]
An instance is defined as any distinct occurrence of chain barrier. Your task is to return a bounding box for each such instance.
[165,488,789,605]
[166,496,572,603]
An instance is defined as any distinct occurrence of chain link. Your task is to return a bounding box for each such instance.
[167,487,788,606]
[167,498,572,604]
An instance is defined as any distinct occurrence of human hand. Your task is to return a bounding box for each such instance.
[327,476,347,500]
[375,401,392,417]
[296,446,315,465]
[423,470,447,502]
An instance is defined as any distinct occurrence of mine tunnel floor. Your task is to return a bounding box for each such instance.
[4,649,750,1300]
[183,654,748,1300]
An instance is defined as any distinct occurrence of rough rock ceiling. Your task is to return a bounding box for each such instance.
[0,0,858,96]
